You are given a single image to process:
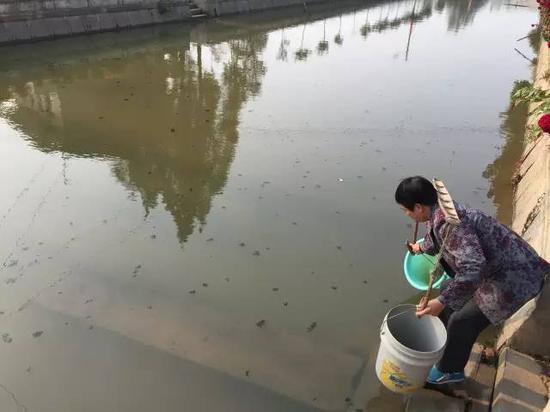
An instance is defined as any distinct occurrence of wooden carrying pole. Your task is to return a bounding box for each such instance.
[407,221,419,253]
[419,178,461,310]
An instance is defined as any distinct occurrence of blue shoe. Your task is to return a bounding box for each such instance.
[426,366,465,384]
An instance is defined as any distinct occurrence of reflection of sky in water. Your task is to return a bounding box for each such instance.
[0,1,537,411]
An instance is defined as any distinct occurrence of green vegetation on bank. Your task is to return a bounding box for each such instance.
[511,80,550,141]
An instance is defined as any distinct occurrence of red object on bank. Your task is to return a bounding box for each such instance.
[538,113,550,133]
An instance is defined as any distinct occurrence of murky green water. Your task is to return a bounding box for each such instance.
[0,0,536,410]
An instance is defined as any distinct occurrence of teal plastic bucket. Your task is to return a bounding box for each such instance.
[403,238,449,291]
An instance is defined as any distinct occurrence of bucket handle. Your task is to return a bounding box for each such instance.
[380,307,416,335]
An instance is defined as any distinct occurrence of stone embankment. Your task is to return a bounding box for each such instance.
[0,0,325,45]
[0,0,191,44]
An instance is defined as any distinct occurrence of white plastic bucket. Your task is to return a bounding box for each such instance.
[375,304,447,394]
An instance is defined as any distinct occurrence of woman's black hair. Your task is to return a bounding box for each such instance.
[395,176,438,211]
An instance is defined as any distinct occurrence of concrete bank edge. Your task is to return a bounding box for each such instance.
[496,35,550,411]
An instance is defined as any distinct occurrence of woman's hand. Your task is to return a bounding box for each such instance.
[407,242,422,254]
[416,298,445,318]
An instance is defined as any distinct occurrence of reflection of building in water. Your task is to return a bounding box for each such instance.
[0,29,267,245]
[6,82,64,128]
[0,0,491,245]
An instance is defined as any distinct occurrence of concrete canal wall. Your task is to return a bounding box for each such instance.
[497,39,550,359]
[0,0,192,44]
[495,37,550,412]
[193,0,314,17]
[0,0,328,45]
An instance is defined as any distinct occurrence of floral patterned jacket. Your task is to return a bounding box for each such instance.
[420,202,548,324]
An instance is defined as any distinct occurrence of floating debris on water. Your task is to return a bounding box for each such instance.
[32,331,43,338]
[256,320,266,328]
[307,322,317,332]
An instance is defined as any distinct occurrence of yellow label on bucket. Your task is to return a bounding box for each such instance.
[379,359,417,394]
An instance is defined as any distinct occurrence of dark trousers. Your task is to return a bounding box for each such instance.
[436,299,491,373]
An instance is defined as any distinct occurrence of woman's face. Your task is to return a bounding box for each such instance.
[400,204,431,222]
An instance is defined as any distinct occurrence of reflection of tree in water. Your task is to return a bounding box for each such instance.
[483,30,539,226]
[277,29,289,61]
[221,34,267,139]
[358,2,432,38]
[483,96,528,225]
[317,20,329,55]
[334,15,344,46]
[0,0,494,242]
[360,0,487,33]
[1,32,267,245]
[436,0,489,32]
[356,0,487,38]
[295,23,311,61]
[360,9,370,38]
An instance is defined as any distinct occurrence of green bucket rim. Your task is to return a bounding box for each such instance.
[403,238,449,291]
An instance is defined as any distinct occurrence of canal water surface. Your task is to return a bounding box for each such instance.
[0,0,536,410]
